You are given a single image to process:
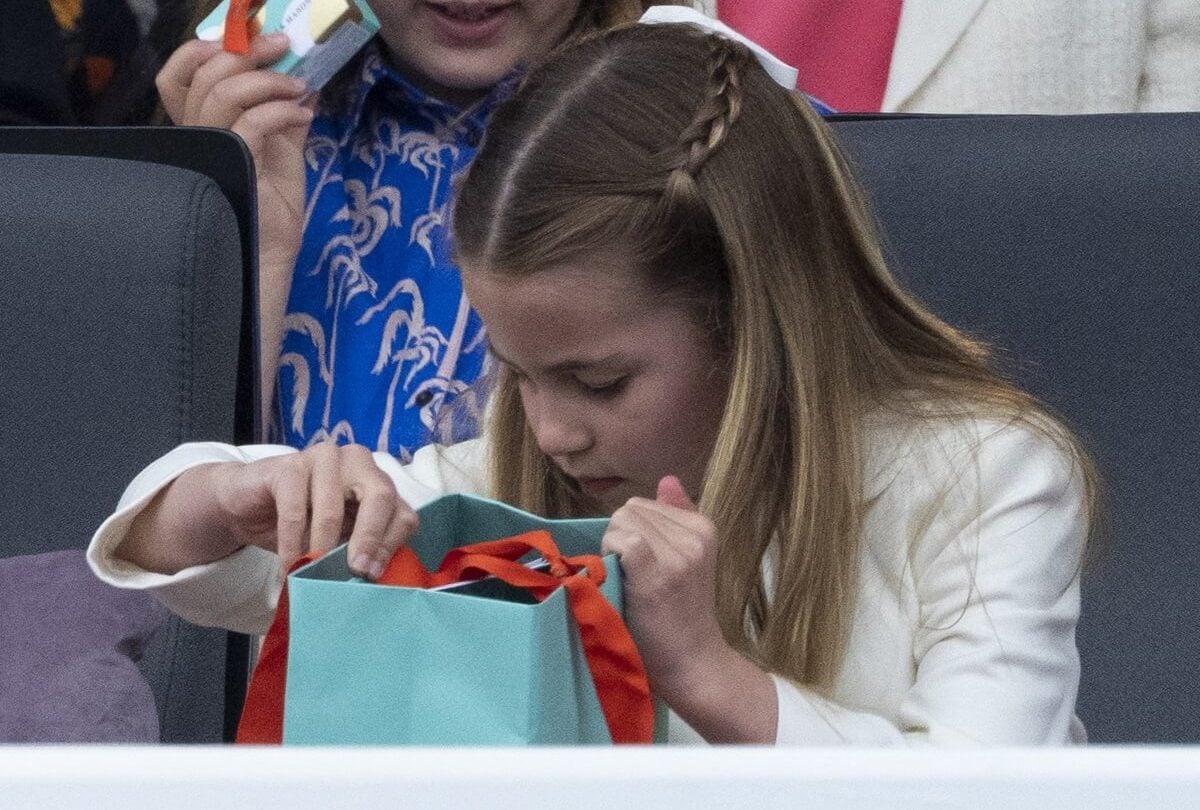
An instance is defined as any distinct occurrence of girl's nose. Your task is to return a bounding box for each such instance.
[524,390,593,459]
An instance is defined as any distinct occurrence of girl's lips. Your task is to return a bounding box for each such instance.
[576,477,624,497]
[426,2,515,47]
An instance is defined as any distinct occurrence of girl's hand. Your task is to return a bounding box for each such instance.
[121,443,417,580]
[601,476,780,743]
[156,32,312,269]
[600,476,728,706]
[212,443,418,579]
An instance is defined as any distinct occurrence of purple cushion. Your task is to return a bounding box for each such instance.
[0,549,167,742]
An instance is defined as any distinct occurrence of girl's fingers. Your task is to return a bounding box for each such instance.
[248,31,295,62]
[182,33,294,125]
[602,498,718,584]
[631,502,714,552]
[630,511,693,571]
[224,444,411,574]
[656,475,697,511]
[610,497,713,551]
[602,516,669,569]
[339,445,417,579]
[156,38,223,123]
[343,489,395,578]
[230,100,314,154]
[273,456,312,567]
[600,524,641,563]
[347,497,419,580]
[307,443,347,555]
[197,71,309,130]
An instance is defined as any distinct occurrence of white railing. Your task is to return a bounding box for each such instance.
[3,746,1200,809]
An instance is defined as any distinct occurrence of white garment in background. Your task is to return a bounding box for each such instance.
[882,0,1200,112]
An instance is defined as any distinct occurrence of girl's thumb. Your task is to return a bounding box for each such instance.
[655,475,697,511]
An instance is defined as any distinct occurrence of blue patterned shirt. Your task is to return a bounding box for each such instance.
[275,44,508,461]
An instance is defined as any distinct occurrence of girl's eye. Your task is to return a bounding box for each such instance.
[577,376,628,396]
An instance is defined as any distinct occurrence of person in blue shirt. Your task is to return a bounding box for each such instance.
[156,0,652,460]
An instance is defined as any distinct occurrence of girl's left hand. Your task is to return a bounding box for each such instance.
[601,476,729,705]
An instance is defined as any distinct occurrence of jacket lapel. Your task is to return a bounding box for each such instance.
[882,0,988,110]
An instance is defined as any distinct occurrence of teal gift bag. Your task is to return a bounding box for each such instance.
[237,494,660,745]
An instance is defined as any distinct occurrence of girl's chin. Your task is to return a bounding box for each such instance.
[378,43,517,104]
[568,480,639,515]
[596,482,658,512]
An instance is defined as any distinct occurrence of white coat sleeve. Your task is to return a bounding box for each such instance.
[86,439,490,636]
[772,422,1087,745]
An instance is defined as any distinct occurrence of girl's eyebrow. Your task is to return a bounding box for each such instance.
[489,346,626,375]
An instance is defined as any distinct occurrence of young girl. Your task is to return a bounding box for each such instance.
[159,0,650,457]
[91,17,1096,745]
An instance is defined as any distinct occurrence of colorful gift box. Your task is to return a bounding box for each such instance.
[197,0,380,91]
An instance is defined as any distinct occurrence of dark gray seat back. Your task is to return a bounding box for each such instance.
[0,154,242,552]
[830,113,1200,743]
[0,127,259,742]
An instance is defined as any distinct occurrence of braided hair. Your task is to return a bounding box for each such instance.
[663,37,751,202]
[452,21,1094,689]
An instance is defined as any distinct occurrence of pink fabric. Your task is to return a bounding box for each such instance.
[720,0,903,112]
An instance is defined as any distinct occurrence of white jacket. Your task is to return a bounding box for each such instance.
[88,417,1088,745]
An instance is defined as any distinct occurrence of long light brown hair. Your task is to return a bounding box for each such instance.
[452,23,1098,689]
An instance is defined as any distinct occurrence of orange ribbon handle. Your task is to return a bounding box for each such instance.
[237,531,654,745]
[236,551,315,743]
[222,0,262,55]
